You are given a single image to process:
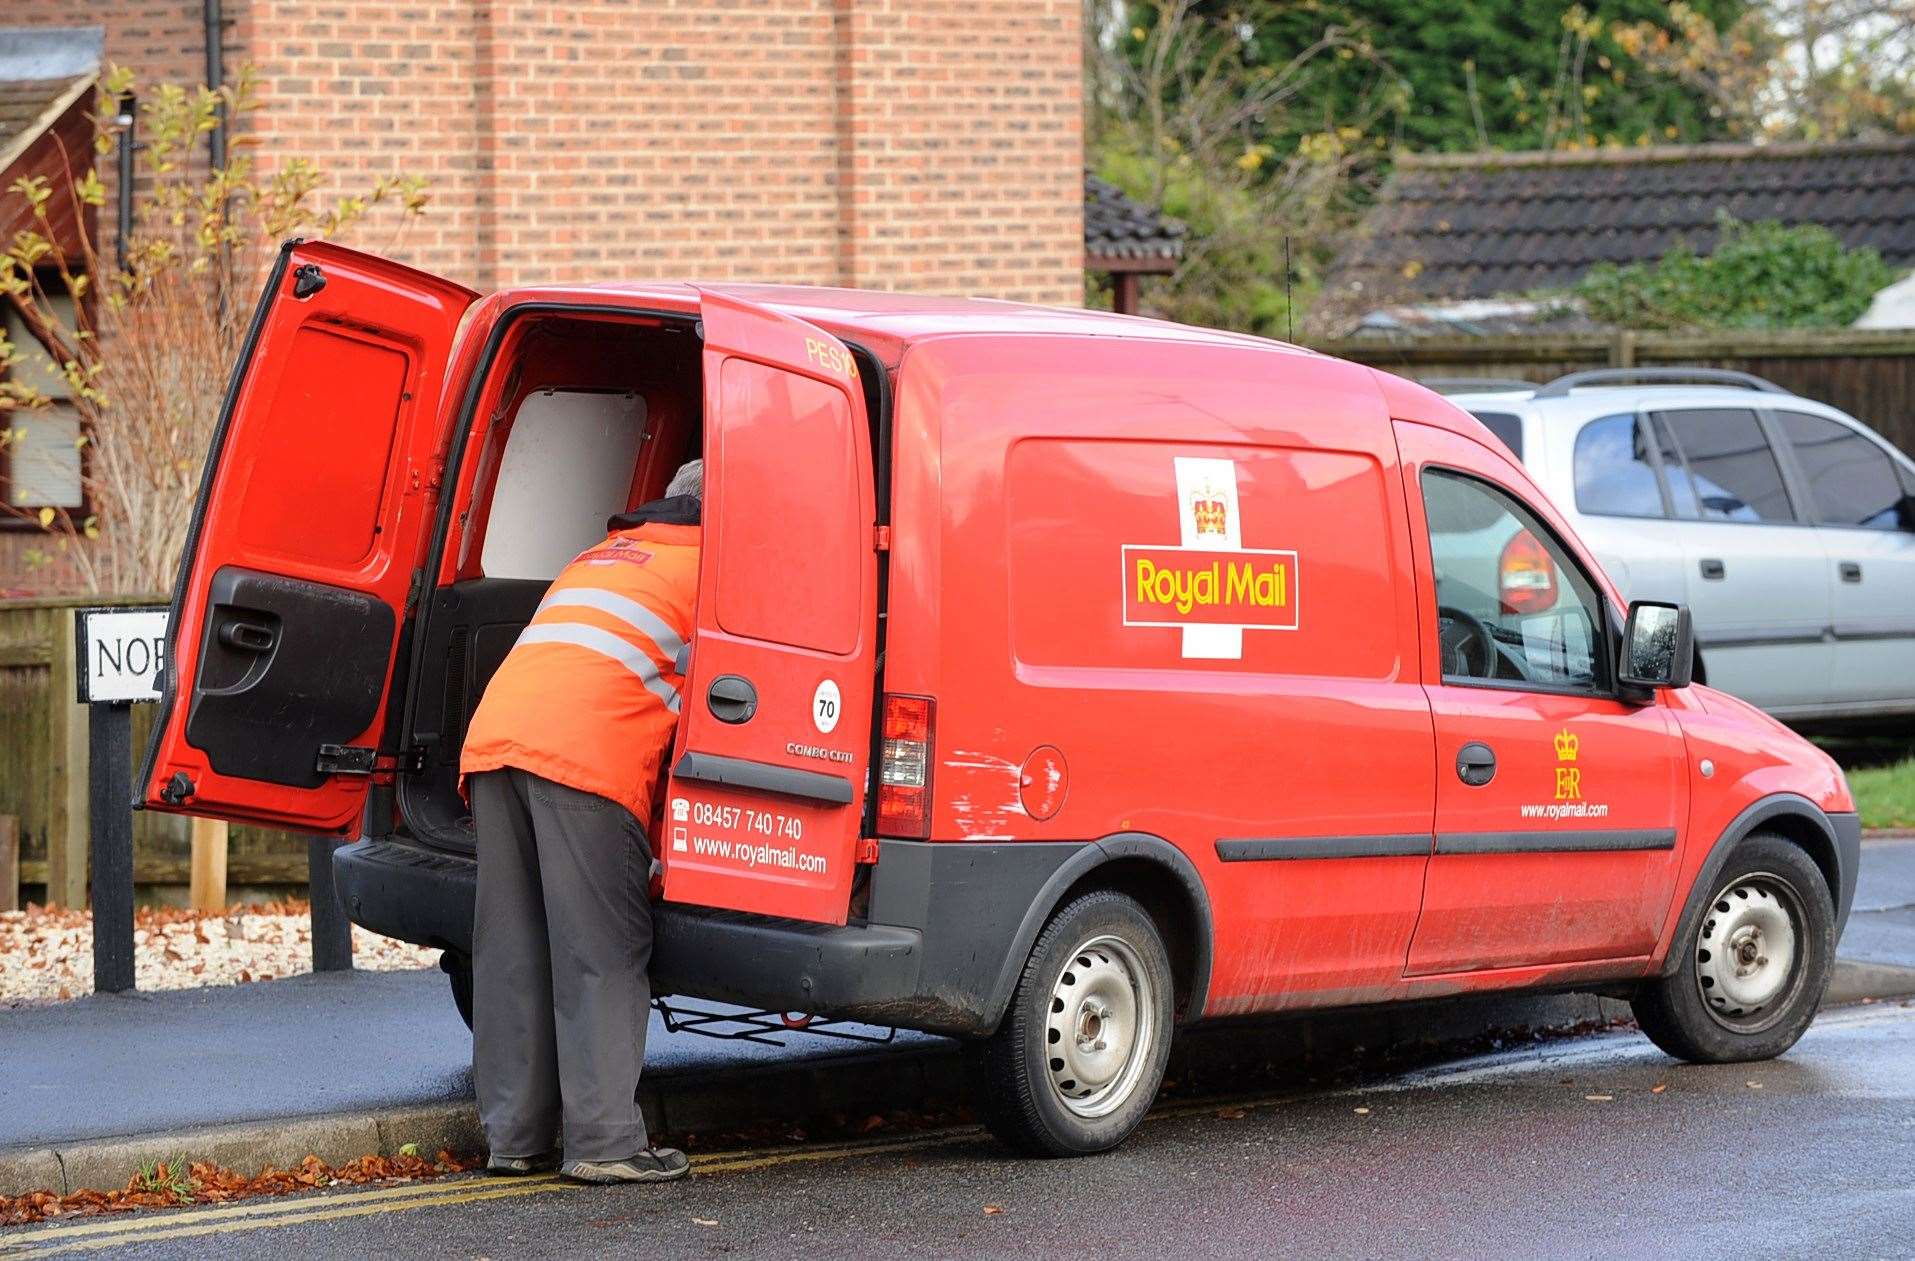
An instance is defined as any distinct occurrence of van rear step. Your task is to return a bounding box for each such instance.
[653,997,898,1048]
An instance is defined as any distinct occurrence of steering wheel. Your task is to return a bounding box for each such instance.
[1437,605,1496,679]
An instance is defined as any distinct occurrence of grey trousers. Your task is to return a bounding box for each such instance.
[470,768,653,1162]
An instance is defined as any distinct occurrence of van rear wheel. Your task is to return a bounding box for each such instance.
[967,891,1174,1156]
[1631,834,1833,1064]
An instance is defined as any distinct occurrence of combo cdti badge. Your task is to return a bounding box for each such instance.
[138,242,1862,1157]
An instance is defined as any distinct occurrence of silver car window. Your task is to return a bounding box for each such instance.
[1776,410,1912,532]
[1656,408,1795,524]
[1573,413,1664,518]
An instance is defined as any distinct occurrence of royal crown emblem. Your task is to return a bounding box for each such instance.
[1554,729,1579,762]
[1190,484,1229,537]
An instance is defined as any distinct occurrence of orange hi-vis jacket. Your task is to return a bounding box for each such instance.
[461,507,701,826]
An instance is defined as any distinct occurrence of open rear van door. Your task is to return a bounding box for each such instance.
[140,241,478,832]
[659,290,878,926]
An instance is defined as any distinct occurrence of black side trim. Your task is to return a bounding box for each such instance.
[674,751,853,805]
[1435,828,1676,855]
[1831,620,1915,642]
[1216,835,1433,862]
[1698,627,1829,648]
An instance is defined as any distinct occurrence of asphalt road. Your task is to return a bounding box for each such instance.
[12,999,1913,1260]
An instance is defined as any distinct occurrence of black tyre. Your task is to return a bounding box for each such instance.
[1632,833,1833,1063]
[442,950,474,1030]
[967,891,1175,1157]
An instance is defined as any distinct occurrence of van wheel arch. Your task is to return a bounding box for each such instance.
[980,833,1212,1034]
[1659,794,1846,979]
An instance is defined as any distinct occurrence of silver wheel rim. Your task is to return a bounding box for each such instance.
[1043,934,1156,1120]
[1695,871,1803,1033]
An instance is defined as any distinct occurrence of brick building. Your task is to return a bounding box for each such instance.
[1,1,1085,590]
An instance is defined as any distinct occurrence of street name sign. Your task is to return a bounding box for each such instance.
[74,606,169,705]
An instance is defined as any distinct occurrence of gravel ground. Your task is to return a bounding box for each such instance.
[0,902,440,1007]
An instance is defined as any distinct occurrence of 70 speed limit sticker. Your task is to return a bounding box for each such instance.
[812,678,842,734]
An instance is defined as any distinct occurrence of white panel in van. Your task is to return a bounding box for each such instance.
[482,389,647,580]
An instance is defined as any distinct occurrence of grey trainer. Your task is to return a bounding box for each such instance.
[560,1147,690,1184]
[486,1151,560,1176]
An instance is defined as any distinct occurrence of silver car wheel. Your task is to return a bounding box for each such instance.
[1695,872,1803,1033]
[1044,934,1156,1120]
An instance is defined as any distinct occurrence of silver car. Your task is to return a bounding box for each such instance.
[1438,369,1915,724]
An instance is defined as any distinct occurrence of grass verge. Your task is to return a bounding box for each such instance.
[1848,757,1915,831]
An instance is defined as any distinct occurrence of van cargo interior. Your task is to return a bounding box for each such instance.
[398,312,704,852]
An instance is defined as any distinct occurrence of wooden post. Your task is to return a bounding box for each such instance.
[308,835,354,972]
[0,815,18,913]
[46,608,91,910]
[89,702,136,993]
[189,816,228,912]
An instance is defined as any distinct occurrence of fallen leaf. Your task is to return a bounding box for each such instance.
[859,1114,886,1133]
[1650,1083,1668,1094]
[1353,1107,1370,1116]
[983,1205,1004,1216]
[1215,1107,1246,1120]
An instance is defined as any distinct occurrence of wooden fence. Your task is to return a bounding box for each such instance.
[0,596,303,907]
[1316,328,1915,458]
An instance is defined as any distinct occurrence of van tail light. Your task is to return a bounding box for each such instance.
[877,694,935,839]
[1499,529,1557,616]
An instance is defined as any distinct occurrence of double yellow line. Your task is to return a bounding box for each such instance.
[0,1129,992,1257]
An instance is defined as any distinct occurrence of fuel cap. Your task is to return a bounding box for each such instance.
[1019,746,1068,821]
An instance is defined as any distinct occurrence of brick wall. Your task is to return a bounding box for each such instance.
[243,0,1082,299]
[2,1,1082,593]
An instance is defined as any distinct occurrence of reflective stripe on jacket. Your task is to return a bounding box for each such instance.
[460,520,700,825]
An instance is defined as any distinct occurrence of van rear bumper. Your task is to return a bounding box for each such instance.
[334,839,990,1033]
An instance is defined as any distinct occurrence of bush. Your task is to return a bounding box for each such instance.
[1571,213,1899,331]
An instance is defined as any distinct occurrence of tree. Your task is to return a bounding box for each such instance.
[1612,1,1915,140]
[1086,0,1407,334]
[1570,214,1899,329]
[0,67,428,594]
[1228,0,1747,153]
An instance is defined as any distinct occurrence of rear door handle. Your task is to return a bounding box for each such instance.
[1839,561,1863,584]
[217,619,276,654]
[1699,558,1726,581]
[1455,742,1497,787]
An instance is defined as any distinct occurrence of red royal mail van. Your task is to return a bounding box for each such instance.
[141,241,1861,1156]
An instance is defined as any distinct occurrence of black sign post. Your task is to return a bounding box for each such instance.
[75,606,169,994]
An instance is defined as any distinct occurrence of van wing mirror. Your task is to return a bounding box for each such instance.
[1619,600,1694,692]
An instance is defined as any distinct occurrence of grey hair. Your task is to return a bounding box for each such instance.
[665,458,704,500]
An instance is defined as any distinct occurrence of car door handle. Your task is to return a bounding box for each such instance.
[217,619,277,654]
[1699,558,1726,581]
[1455,742,1497,787]
[706,674,758,724]
[1839,561,1863,584]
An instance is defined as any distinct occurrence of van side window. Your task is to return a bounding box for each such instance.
[1422,470,1606,693]
[1572,413,1664,518]
[1655,408,1795,524]
[1776,410,1911,531]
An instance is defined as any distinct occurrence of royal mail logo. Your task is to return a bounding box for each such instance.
[1122,456,1301,660]
[1123,546,1299,629]
[1189,481,1230,537]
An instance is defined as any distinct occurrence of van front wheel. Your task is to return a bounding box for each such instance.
[968,891,1175,1156]
[1631,834,1833,1063]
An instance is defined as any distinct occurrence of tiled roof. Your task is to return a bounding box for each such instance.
[1328,139,1915,304]
[1085,173,1185,264]
[0,76,92,156]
